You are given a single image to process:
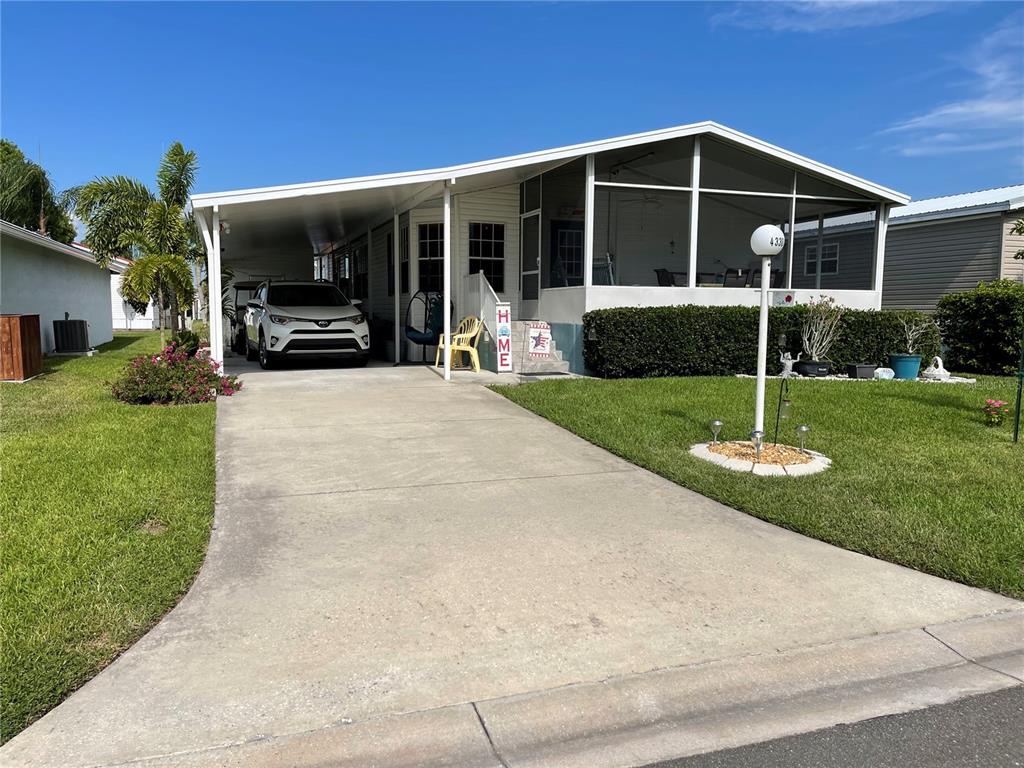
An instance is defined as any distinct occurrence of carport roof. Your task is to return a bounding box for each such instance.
[191,121,910,211]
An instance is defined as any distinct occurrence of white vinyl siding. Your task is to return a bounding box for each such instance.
[453,184,521,319]
[1001,212,1024,284]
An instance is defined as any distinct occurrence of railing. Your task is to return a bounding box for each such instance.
[465,270,503,336]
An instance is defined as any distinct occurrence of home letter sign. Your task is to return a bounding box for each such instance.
[495,303,513,372]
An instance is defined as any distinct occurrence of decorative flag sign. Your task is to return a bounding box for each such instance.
[528,322,552,358]
[495,303,513,372]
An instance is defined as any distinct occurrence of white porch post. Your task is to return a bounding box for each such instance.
[873,203,889,310]
[210,207,224,367]
[443,182,452,381]
[688,136,701,288]
[393,211,401,365]
[786,173,796,290]
[584,154,595,287]
[815,214,824,291]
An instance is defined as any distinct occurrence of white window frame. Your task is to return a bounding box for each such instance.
[804,243,839,276]
[467,221,506,292]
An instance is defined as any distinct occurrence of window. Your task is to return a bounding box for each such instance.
[557,228,583,282]
[468,222,505,292]
[267,284,350,307]
[400,225,409,294]
[805,244,839,276]
[418,223,444,292]
[353,243,368,299]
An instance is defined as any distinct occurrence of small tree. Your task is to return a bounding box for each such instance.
[801,297,844,362]
[120,253,195,348]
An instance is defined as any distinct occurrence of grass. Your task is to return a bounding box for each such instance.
[0,333,216,742]
[495,375,1024,599]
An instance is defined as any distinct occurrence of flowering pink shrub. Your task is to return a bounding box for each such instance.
[983,399,1010,427]
[112,343,242,405]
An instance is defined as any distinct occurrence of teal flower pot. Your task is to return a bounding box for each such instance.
[889,354,922,380]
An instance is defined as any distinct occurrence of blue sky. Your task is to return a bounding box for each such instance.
[2,2,1022,202]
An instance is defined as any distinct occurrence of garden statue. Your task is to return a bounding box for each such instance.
[780,351,800,377]
[779,350,801,377]
[923,356,950,381]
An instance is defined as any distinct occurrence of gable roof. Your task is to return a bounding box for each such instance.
[191,121,909,211]
[0,220,103,268]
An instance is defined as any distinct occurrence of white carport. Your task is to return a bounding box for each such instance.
[192,153,579,379]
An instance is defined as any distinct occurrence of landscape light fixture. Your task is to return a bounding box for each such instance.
[750,225,787,438]
[710,419,724,445]
[796,424,810,454]
[750,429,765,462]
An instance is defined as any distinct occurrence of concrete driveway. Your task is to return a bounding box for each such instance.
[4,362,1021,767]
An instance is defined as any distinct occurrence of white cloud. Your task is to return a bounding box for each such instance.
[711,1,946,33]
[884,12,1024,158]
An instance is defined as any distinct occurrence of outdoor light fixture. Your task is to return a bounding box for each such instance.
[779,399,792,420]
[796,424,810,454]
[750,429,765,462]
[750,225,786,438]
[710,419,724,445]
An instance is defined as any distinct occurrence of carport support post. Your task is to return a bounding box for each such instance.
[443,182,452,381]
[393,211,400,365]
[211,207,224,367]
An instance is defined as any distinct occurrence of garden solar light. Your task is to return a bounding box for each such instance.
[710,419,724,445]
[750,429,765,462]
[796,424,810,453]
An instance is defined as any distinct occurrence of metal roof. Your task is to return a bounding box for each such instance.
[191,121,910,211]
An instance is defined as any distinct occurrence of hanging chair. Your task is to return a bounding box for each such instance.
[404,291,449,360]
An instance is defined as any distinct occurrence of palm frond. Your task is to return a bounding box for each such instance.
[157,142,197,208]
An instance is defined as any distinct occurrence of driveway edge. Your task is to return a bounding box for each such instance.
[124,609,1022,768]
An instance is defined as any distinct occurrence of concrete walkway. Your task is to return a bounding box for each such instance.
[4,363,1021,767]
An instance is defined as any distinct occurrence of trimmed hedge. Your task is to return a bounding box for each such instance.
[582,304,941,378]
[934,280,1024,376]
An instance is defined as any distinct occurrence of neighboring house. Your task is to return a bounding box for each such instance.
[108,257,156,330]
[190,121,909,374]
[0,220,116,353]
[795,185,1024,312]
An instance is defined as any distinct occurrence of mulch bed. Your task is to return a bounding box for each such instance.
[708,440,811,465]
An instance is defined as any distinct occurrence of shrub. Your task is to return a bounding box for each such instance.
[582,304,941,378]
[112,343,241,404]
[935,280,1024,375]
[171,329,201,357]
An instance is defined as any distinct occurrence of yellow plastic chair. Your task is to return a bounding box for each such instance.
[435,315,483,373]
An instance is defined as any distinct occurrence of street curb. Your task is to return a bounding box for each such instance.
[119,609,1023,768]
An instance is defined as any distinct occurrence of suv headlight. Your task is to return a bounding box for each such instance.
[269,314,294,325]
[347,313,366,326]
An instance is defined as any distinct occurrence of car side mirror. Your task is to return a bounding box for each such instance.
[351,299,363,308]
[247,300,262,309]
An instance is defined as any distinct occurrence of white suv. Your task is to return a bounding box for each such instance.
[244,280,370,369]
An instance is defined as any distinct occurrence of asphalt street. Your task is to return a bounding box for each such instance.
[644,686,1024,768]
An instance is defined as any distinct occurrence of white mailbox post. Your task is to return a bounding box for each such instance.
[750,224,787,434]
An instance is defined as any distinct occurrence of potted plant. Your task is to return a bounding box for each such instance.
[889,317,934,380]
[796,297,843,377]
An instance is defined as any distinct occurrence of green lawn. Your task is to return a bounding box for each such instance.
[495,375,1024,599]
[0,333,216,742]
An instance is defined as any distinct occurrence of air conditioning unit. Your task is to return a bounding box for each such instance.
[53,314,90,353]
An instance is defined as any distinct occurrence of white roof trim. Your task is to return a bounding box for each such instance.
[191,121,909,210]
[0,220,101,268]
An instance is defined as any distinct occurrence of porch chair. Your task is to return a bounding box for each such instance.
[654,268,687,286]
[723,268,745,287]
[434,315,484,373]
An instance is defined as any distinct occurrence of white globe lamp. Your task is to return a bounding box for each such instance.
[750,225,786,436]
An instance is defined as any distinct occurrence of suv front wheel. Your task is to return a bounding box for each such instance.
[258,334,276,370]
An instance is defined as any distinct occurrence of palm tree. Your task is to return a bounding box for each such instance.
[73,142,200,336]
[0,139,76,243]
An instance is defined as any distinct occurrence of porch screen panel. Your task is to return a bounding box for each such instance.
[697,194,792,287]
[700,137,792,194]
[540,157,586,288]
[594,136,693,186]
[592,187,690,287]
[792,201,876,290]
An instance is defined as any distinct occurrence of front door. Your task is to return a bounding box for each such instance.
[520,212,540,319]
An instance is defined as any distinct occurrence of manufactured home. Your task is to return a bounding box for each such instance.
[191,122,909,375]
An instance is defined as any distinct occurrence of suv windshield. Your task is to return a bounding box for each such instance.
[267,284,350,307]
